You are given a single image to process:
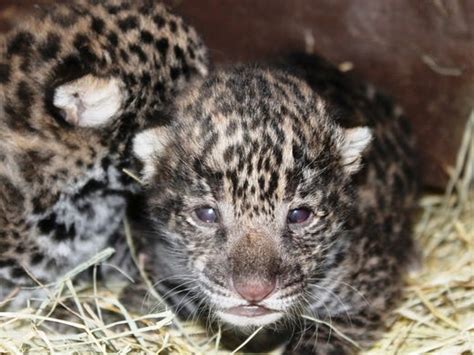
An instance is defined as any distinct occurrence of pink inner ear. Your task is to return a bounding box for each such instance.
[53,75,124,127]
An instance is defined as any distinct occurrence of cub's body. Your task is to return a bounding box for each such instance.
[0,0,207,307]
[132,54,418,354]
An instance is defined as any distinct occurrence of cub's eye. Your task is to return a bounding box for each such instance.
[195,207,218,223]
[287,208,312,224]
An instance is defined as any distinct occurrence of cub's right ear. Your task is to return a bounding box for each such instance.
[53,75,125,127]
[133,127,169,181]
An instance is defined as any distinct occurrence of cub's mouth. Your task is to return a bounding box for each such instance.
[217,305,284,327]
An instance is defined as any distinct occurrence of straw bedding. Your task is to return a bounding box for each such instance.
[1,114,472,354]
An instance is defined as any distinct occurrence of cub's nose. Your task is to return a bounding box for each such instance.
[233,277,276,303]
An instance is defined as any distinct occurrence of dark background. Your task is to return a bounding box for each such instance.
[1,0,473,189]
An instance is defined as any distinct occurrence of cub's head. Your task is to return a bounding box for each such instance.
[133,66,372,329]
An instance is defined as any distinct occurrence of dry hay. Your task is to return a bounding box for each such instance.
[367,112,474,354]
[1,113,473,354]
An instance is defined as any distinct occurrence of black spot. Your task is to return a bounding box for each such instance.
[140,30,154,44]
[52,223,76,241]
[11,242,24,253]
[155,38,169,58]
[39,33,61,61]
[264,157,271,172]
[79,179,107,195]
[119,49,129,62]
[215,228,227,242]
[267,172,279,196]
[0,258,15,268]
[169,20,177,33]
[140,72,151,86]
[25,150,52,166]
[153,81,165,94]
[274,149,283,166]
[0,63,11,84]
[91,16,105,34]
[223,145,234,162]
[7,31,34,57]
[187,45,195,59]
[153,14,166,28]
[107,31,119,46]
[73,33,89,50]
[118,15,138,32]
[73,34,98,64]
[169,66,181,80]
[153,81,166,101]
[107,3,129,15]
[202,132,218,152]
[17,81,34,117]
[101,156,112,170]
[174,45,185,61]
[31,196,44,215]
[125,73,137,86]
[226,170,238,192]
[247,163,254,176]
[37,214,57,235]
[129,44,147,62]
[11,266,27,279]
[20,56,32,73]
[31,253,44,264]
[292,143,303,161]
[157,197,183,225]
[333,249,346,266]
[226,121,238,136]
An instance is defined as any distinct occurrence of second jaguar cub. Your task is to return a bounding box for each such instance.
[0,0,208,307]
[132,54,419,354]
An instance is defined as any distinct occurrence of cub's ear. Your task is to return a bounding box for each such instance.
[53,75,125,127]
[133,127,169,181]
[340,126,372,174]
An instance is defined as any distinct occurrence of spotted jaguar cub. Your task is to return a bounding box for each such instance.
[132,54,419,353]
[0,0,208,307]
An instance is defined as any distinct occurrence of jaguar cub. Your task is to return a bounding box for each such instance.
[132,54,419,354]
[0,0,208,307]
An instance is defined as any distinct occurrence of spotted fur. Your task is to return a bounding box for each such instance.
[0,0,208,307]
[132,53,419,354]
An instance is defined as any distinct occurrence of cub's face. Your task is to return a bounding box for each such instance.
[134,67,371,329]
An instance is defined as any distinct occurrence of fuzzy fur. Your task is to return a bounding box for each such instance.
[132,54,419,354]
[0,0,208,307]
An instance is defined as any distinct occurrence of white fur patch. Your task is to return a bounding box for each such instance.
[53,75,124,127]
[30,160,131,271]
[340,127,372,174]
[133,128,168,181]
[217,310,283,327]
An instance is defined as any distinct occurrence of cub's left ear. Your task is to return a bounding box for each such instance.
[339,127,373,174]
[53,75,125,127]
[133,127,170,182]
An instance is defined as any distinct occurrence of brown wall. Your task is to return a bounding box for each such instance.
[2,0,473,189]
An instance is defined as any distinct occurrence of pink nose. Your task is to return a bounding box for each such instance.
[233,278,276,303]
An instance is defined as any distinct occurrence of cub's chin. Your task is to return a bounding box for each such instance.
[217,306,284,328]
